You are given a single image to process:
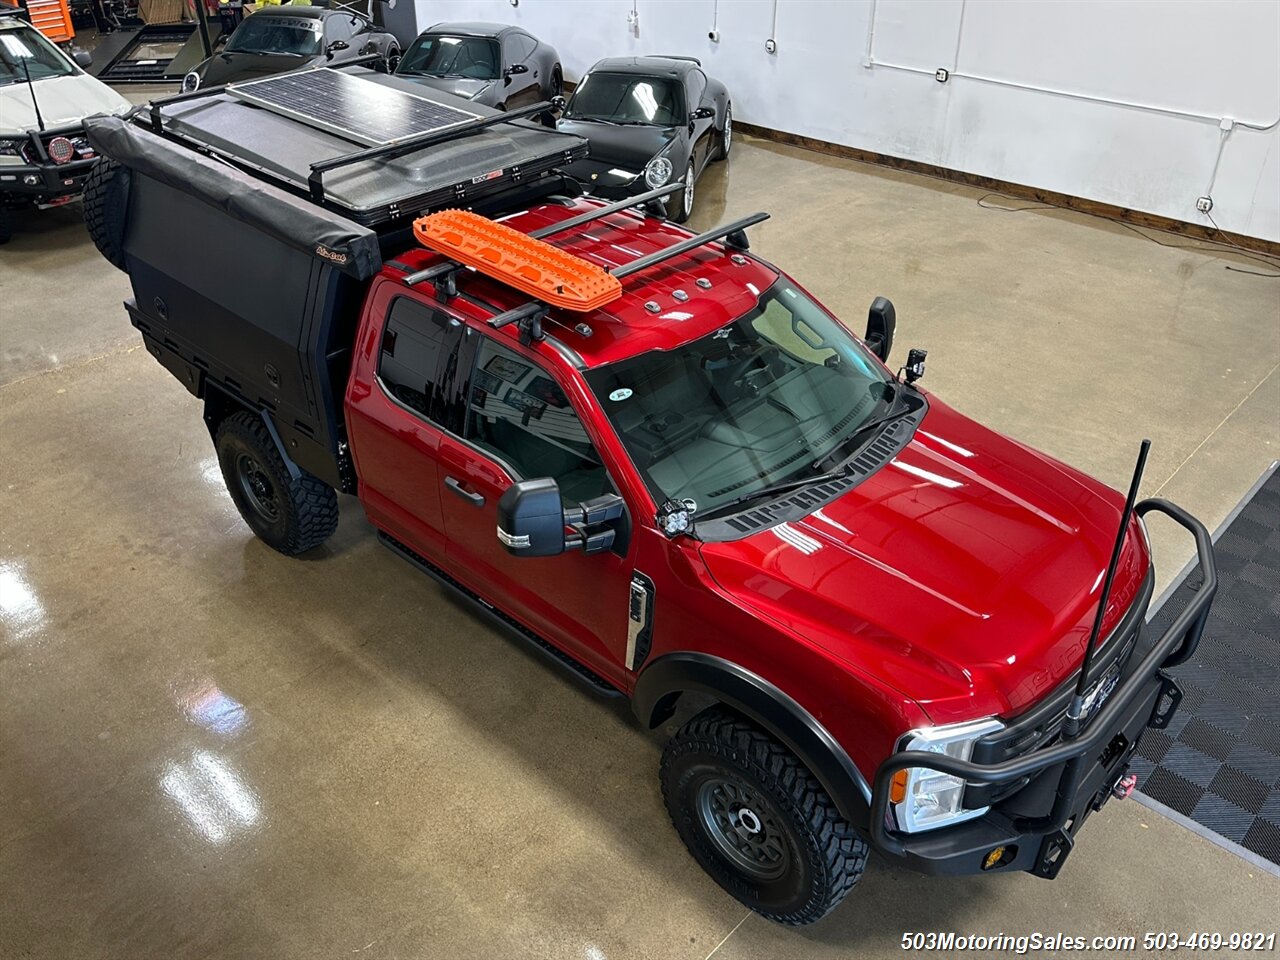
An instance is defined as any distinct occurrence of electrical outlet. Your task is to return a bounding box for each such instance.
[765,38,777,54]
[1196,196,1213,214]
[935,68,949,83]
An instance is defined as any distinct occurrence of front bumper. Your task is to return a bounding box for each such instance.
[869,498,1217,878]
[0,124,97,205]
[0,157,95,203]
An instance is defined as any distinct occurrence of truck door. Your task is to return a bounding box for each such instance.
[345,293,466,562]
[435,332,634,689]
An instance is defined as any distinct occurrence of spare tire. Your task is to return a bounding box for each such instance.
[83,157,130,271]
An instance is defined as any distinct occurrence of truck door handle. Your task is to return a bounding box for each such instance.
[445,476,485,507]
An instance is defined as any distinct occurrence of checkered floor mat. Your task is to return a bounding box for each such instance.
[1133,466,1280,866]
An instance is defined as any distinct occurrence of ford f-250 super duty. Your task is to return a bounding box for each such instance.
[82,65,1217,924]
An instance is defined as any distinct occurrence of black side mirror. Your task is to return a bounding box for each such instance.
[507,62,529,76]
[325,39,349,58]
[73,48,92,68]
[498,479,625,558]
[864,296,896,363]
[692,106,715,120]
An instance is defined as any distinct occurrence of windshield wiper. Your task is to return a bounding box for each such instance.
[697,467,852,522]
[813,392,917,472]
[565,115,620,125]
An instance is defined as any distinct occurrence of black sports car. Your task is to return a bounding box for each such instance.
[182,6,400,93]
[557,56,731,222]
[395,22,561,111]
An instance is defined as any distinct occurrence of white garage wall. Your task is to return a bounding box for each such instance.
[410,0,1280,242]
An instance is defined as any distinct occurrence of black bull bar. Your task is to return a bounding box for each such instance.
[869,498,1217,870]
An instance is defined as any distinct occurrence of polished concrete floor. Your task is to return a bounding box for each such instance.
[2,134,1278,959]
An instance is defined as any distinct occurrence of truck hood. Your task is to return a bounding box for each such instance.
[698,395,1150,724]
[0,75,131,134]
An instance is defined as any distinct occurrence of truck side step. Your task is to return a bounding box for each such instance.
[377,532,623,698]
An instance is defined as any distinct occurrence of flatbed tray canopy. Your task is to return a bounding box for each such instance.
[146,68,589,228]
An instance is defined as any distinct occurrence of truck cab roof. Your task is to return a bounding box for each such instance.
[387,198,783,369]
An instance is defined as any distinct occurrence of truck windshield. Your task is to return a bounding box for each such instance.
[225,16,323,57]
[585,280,897,518]
[398,35,500,80]
[0,26,76,85]
[564,72,684,126]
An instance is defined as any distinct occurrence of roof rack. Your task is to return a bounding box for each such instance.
[406,204,770,346]
[402,184,680,295]
[610,211,769,278]
[528,183,680,239]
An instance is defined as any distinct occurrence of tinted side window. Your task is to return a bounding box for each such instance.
[378,298,459,426]
[326,15,358,41]
[465,337,610,505]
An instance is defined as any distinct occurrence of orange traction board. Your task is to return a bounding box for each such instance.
[413,210,622,313]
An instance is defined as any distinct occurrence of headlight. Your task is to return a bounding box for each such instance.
[644,155,673,189]
[891,717,1003,833]
[183,72,200,93]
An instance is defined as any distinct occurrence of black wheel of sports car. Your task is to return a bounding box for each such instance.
[382,42,401,74]
[716,102,733,161]
[83,157,131,271]
[673,158,696,223]
[551,64,563,97]
[661,706,868,925]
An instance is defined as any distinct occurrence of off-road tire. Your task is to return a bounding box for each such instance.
[214,411,338,555]
[661,706,867,925]
[83,157,130,270]
[0,205,12,245]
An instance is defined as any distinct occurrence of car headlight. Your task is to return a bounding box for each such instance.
[183,72,200,93]
[644,155,673,189]
[0,137,25,166]
[891,717,1003,833]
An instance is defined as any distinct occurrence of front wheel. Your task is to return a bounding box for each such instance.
[215,411,339,555]
[661,706,867,925]
[671,158,696,223]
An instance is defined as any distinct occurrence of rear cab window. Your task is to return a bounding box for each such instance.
[377,296,465,431]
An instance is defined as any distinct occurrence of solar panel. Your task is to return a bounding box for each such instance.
[228,69,482,147]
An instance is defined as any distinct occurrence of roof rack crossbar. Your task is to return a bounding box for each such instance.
[146,55,384,134]
[402,261,460,287]
[610,211,770,280]
[489,301,547,330]
[307,95,565,202]
[528,184,681,239]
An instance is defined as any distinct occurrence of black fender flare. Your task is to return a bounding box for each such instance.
[632,652,873,829]
[202,383,301,481]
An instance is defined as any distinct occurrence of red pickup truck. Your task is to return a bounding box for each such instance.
[83,72,1215,925]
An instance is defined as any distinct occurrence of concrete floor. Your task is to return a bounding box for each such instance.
[2,133,1278,959]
